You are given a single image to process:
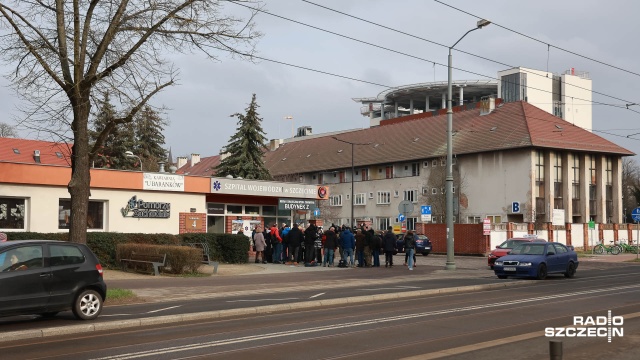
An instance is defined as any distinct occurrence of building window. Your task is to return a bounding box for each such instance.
[318,173,324,184]
[394,190,399,198]
[354,193,366,206]
[386,166,394,179]
[330,195,343,207]
[407,217,417,231]
[432,160,438,166]
[0,198,26,229]
[377,217,390,231]
[411,163,420,176]
[422,187,428,195]
[361,169,369,181]
[501,72,527,103]
[467,216,481,224]
[339,171,346,183]
[487,215,502,223]
[368,192,374,199]
[432,188,437,195]
[423,161,429,168]
[404,189,418,203]
[377,191,391,205]
[245,206,260,215]
[572,154,580,200]
[441,159,446,166]
[58,199,104,229]
[262,206,277,216]
[227,205,243,214]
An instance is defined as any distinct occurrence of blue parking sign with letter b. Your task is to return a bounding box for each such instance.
[512,202,520,213]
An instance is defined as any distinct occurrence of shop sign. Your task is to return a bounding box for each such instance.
[207,203,224,215]
[143,173,184,192]
[211,177,328,199]
[278,198,315,211]
[121,195,170,218]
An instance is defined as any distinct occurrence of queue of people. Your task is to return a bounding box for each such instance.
[250,223,418,271]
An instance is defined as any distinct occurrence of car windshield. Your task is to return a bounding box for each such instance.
[498,240,524,249]
[511,243,546,255]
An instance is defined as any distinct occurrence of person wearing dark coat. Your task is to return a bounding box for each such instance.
[340,228,356,267]
[382,227,396,267]
[323,226,339,266]
[363,226,375,267]
[286,223,304,264]
[404,230,417,270]
[371,231,382,267]
[355,229,366,267]
[304,224,318,264]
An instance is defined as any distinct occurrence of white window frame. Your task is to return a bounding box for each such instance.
[354,193,366,206]
[330,195,343,207]
[377,217,390,231]
[403,189,418,203]
[423,161,429,168]
[422,187,428,195]
[432,159,438,166]
[394,190,399,198]
[407,217,418,231]
[368,192,374,199]
[377,191,391,205]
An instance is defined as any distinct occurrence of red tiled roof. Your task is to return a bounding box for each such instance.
[262,101,633,176]
[177,155,220,176]
[0,137,71,166]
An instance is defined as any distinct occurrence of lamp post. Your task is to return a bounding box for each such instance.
[125,151,143,171]
[332,136,372,228]
[284,115,294,138]
[445,19,491,271]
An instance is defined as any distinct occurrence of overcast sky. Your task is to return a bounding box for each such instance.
[1,0,639,161]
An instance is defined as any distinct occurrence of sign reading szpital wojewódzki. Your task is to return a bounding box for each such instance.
[143,173,185,192]
[210,177,327,199]
[278,199,316,211]
[121,195,170,218]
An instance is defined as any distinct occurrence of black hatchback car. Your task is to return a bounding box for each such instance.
[0,240,107,320]
[395,233,432,256]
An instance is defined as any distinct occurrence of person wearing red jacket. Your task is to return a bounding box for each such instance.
[270,224,283,264]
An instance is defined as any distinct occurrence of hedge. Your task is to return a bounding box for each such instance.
[3,232,249,269]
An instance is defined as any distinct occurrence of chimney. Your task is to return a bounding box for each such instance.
[269,139,283,151]
[177,156,188,169]
[190,153,200,166]
[480,97,495,116]
[33,150,41,163]
[158,162,166,173]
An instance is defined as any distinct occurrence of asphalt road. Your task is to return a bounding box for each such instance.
[0,260,638,359]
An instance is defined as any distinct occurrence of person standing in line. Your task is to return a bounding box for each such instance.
[264,227,273,263]
[371,230,382,267]
[341,227,356,267]
[315,227,324,263]
[253,225,266,264]
[382,226,396,267]
[281,223,291,264]
[355,229,365,267]
[323,226,338,267]
[304,223,318,265]
[286,223,303,265]
[363,225,375,267]
[270,223,283,264]
[404,230,416,270]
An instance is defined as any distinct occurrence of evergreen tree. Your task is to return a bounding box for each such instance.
[90,93,136,170]
[216,94,271,180]
[134,106,167,172]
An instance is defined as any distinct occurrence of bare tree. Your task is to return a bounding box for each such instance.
[0,1,261,243]
[0,122,17,137]
[420,156,464,223]
[622,157,640,222]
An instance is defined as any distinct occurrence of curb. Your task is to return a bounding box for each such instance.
[0,280,534,343]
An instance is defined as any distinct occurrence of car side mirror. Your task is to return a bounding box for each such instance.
[547,251,555,256]
[495,245,500,249]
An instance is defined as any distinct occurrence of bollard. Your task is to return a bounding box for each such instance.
[549,340,563,360]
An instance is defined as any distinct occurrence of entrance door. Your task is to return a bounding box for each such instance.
[207,216,224,233]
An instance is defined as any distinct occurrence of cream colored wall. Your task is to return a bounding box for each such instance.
[561,73,592,131]
[497,67,553,114]
[0,184,205,233]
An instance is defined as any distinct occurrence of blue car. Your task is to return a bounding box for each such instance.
[493,242,579,280]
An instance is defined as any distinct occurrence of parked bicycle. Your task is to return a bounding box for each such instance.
[617,239,639,253]
[592,240,621,255]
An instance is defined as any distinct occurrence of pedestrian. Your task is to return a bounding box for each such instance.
[315,227,324,263]
[341,227,356,267]
[363,225,375,267]
[404,230,416,270]
[304,223,318,265]
[264,227,273,263]
[286,223,303,264]
[253,225,266,264]
[382,226,396,267]
[281,223,290,263]
[372,230,382,267]
[355,229,365,267]
[323,226,338,266]
[270,223,283,264]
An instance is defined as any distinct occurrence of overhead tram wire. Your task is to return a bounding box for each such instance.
[231,1,639,114]
[433,0,640,78]
[301,0,640,107]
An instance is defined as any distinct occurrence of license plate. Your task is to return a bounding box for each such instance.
[504,266,516,271]
[425,247,431,250]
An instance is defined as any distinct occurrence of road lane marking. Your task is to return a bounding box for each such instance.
[90,284,640,360]
[145,306,181,313]
[226,298,299,303]
[309,293,325,299]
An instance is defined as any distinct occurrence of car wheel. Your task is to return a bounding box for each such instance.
[72,289,103,320]
[564,262,576,278]
[422,252,429,256]
[39,312,59,318]
[497,275,507,279]
[536,264,548,280]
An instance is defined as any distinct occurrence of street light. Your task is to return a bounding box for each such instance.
[284,115,294,138]
[332,136,372,228]
[445,19,491,271]
[125,151,143,171]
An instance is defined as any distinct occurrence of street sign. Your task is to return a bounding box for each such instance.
[632,207,640,222]
[552,209,565,226]
[421,205,432,222]
[512,201,520,213]
[483,218,491,235]
[313,208,321,217]
[398,200,414,216]
[588,220,595,230]
[398,213,406,222]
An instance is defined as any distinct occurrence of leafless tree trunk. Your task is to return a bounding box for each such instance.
[0,1,261,243]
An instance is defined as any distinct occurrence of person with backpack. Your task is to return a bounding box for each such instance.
[382,226,396,267]
[404,230,417,271]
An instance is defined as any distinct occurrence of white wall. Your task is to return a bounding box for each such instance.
[497,67,553,114]
[0,183,205,233]
[562,73,593,131]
